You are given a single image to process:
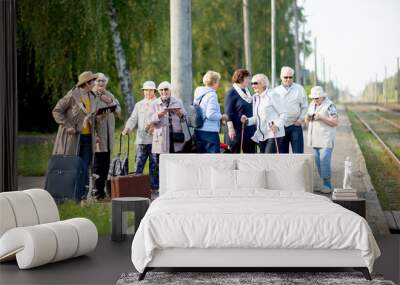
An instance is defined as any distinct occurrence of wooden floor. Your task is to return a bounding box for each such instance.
[1,234,399,285]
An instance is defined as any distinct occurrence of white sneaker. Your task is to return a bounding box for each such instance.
[320,187,333,194]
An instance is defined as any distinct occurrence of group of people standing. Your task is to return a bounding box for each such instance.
[52,66,338,201]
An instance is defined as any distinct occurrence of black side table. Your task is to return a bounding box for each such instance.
[332,198,366,218]
[112,197,150,242]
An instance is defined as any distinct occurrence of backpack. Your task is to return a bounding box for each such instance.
[187,91,212,128]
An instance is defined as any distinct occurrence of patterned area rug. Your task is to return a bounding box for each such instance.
[116,271,395,285]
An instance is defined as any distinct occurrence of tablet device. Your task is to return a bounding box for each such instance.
[96,104,117,115]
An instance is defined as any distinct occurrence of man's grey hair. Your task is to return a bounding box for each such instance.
[280,66,295,77]
[96,72,109,84]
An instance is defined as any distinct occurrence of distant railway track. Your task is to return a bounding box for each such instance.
[353,111,400,170]
[372,113,400,130]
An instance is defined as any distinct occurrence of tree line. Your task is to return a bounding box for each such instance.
[17,0,310,132]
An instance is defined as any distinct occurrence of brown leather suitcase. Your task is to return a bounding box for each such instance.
[111,174,151,198]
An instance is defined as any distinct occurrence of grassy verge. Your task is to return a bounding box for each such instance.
[58,200,112,234]
[17,142,54,176]
[17,128,149,176]
[347,109,400,210]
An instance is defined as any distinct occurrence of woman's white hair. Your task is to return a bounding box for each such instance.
[203,70,221,86]
[280,66,295,77]
[252,74,269,89]
[96,72,109,84]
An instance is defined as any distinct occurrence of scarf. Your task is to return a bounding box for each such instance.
[233,83,252,103]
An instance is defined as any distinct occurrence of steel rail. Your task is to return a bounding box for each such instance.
[354,111,400,170]
[372,113,400,130]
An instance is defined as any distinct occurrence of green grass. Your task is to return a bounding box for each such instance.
[58,200,112,234]
[17,142,54,176]
[17,128,149,176]
[347,109,400,210]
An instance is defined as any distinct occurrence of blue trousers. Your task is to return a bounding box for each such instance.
[259,137,284,153]
[281,125,304,153]
[78,134,92,199]
[195,130,220,153]
[313,147,333,179]
[135,144,159,191]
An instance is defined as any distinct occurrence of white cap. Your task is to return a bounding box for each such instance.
[309,86,326,99]
[141,81,156,90]
[158,81,171,90]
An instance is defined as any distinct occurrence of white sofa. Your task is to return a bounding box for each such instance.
[0,189,98,269]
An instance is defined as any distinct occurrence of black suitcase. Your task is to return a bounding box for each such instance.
[45,137,85,201]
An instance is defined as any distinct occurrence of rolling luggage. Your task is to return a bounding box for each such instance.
[45,136,85,201]
[109,134,151,198]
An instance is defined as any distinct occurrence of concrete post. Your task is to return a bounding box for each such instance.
[170,0,192,109]
[293,0,300,84]
[271,0,276,87]
[243,0,252,73]
[313,37,317,86]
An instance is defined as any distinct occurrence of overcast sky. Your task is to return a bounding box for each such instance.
[302,0,400,95]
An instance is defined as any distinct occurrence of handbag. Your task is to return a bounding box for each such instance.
[171,132,185,143]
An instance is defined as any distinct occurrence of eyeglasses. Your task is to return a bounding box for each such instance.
[251,82,259,85]
[96,79,106,83]
[283,76,293,79]
[159,88,169,91]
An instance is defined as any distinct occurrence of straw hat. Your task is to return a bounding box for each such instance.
[76,71,98,87]
[141,81,157,90]
[309,86,326,99]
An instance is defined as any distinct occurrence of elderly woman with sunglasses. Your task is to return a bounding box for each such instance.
[148,81,189,154]
[240,74,287,153]
[305,86,338,194]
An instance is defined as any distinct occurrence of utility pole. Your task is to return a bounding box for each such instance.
[293,0,300,84]
[313,37,317,86]
[302,24,306,86]
[384,65,387,105]
[322,56,326,90]
[375,73,378,104]
[170,0,192,109]
[243,0,252,73]
[397,57,400,104]
[271,0,276,87]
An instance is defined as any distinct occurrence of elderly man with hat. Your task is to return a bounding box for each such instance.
[305,86,338,193]
[123,81,159,195]
[92,73,121,200]
[52,71,100,200]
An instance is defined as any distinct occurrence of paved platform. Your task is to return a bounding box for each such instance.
[304,105,389,234]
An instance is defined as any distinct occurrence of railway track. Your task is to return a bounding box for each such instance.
[372,113,400,130]
[353,109,400,232]
[353,111,400,170]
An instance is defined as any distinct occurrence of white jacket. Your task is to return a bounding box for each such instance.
[124,98,156,145]
[247,89,287,142]
[274,83,308,126]
[307,97,337,148]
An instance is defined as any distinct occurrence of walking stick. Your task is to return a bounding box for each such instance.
[240,122,245,154]
[270,121,280,154]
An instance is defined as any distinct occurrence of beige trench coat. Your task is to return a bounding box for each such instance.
[52,88,100,155]
[149,97,190,154]
[94,90,121,152]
